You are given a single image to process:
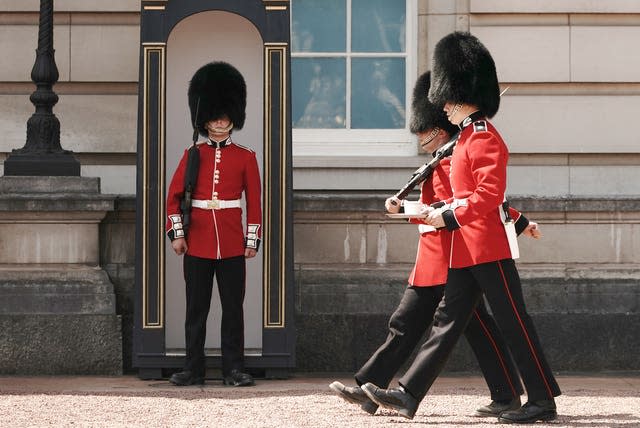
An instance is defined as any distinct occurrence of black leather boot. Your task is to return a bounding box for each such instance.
[329,381,378,415]
[498,399,557,423]
[223,369,255,387]
[361,383,419,420]
[474,397,521,417]
[169,371,205,386]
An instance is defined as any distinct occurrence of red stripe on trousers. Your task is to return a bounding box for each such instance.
[497,261,554,399]
[473,310,518,397]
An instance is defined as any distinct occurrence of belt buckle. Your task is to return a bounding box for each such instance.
[206,199,220,209]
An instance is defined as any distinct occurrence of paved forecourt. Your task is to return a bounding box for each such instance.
[0,374,639,427]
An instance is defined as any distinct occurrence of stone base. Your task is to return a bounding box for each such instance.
[295,265,640,373]
[0,266,118,314]
[0,175,122,374]
[0,266,123,375]
[3,152,80,176]
[0,314,122,375]
[295,312,640,373]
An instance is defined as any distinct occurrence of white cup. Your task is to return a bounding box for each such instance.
[403,200,423,215]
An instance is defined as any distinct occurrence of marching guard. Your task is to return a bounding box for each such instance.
[330,71,541,419]
[362,32,561,424]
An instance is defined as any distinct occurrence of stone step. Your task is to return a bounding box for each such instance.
[0,266,117,314]
[0,176,100,194]
[295,264,640,315]
[0,265,114,282]
[0,314,122,375]
[0,292,116,315]
[296,312,640,373]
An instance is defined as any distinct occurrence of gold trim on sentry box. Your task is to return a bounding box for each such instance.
[142,44,165,329]
[263,43,288,328]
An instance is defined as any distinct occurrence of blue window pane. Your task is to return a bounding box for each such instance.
[352,0,405,53]
[292,0,346,52]
[292,58,346,128]
[351,58,405,129]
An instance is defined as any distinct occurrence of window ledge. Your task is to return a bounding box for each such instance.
[293,155,428,168]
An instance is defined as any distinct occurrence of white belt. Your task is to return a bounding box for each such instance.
[449,198,468,209]
[192,199,241,210]
[499,201,520,260]
[418,224,436,234]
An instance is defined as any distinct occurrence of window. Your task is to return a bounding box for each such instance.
[291,0,416,156]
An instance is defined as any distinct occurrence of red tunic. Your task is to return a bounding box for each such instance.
[166,139,262,260]
[442,118,513,268]
[407,159,453,287]
[407,156,524,286]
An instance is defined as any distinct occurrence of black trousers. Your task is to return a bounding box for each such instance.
[183,254,246,377]
[399,259,561,402]
[355,284,524,401]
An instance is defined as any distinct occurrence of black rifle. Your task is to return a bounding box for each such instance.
[393,132,459,200]
[180,99,201,236]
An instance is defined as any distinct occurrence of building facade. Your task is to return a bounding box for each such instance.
[1,0,639,374]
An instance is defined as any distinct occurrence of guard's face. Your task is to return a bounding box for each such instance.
[206,115,233,137]
[417,128,448,153]
[206,115,231,130]
[443,102,463,125]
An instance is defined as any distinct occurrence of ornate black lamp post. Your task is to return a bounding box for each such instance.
[3,0,80,176]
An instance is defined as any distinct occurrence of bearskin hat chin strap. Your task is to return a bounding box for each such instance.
[207,122,234,136]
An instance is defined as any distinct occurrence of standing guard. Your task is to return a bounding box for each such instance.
[166,62,262,387]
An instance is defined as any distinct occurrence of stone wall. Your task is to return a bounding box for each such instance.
[100,196,136,373]
[0,0,139,194]
[2,1,639,197]
[0,177,122,375]
[295,0,640,194]
[293,192,640,373]
[2,0,639,375]
[100,192,640,374]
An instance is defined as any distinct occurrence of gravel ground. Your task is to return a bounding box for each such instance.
[1,375,639,427]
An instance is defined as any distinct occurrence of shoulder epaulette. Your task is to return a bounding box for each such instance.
[473,120,487,133]
[233,142,255,153]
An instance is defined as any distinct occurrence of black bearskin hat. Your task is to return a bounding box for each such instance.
[428,32,500,118]
[188,61,247,135]
[410,71,458,136]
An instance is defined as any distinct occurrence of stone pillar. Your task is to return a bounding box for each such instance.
[0,176,122,374]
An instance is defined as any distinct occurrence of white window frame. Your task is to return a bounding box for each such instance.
[292,0,418,157]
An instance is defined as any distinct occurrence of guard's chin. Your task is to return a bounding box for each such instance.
[209,128,228,135]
